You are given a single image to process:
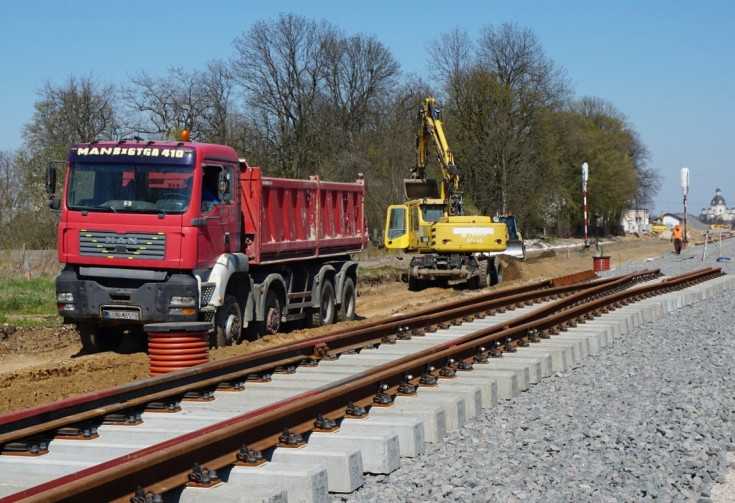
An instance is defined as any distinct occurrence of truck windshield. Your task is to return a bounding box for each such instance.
[66,163,194,213]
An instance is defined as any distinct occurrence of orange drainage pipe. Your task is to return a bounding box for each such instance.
[144,322,211,377]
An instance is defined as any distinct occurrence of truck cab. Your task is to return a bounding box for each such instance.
[49,140,242,351]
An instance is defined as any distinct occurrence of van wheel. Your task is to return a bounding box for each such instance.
[215,295,242,347]
[307,280,335,327]
[337,278,356,322]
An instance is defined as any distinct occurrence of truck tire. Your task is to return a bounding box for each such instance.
[337,277,356,322]
[214,294,242,347]
[77,322,119,353]
[251,290,282,339]
[307,280,335,327]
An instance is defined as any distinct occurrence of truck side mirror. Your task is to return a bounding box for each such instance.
[49,196,61,211]
[46,165,56,195]
[46,165,61,211]
[218,171,232,202]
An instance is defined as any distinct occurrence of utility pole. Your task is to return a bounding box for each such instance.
[582,162,589,247]
[681,167,689,245]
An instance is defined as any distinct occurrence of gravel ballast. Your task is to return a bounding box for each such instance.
[338,238,735,503]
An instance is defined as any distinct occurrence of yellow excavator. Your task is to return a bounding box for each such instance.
[651,212,667,234]
[384,98,516,291]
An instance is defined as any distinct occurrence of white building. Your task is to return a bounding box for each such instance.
[700,188,735,225]
[620,208,650,234]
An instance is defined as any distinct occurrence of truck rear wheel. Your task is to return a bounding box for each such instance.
[214,295,242,347]
[77,322,119,353]
[250,290,282,339]
[337,277,356,322]
[307,280,335,327]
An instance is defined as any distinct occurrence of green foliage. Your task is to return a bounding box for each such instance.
[0,277,57,326]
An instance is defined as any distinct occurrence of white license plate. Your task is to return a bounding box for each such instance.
[103,310,140,320]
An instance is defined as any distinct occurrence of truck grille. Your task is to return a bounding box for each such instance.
[79,230,166,260]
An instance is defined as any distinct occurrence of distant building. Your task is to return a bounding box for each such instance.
[700,188,735,225]
[620,209,650,234]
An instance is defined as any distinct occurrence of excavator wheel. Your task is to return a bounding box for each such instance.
[472,259,491,289]
[408,275,426,292]
[491,260,503,286]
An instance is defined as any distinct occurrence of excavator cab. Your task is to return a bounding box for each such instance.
[385,204,410,249]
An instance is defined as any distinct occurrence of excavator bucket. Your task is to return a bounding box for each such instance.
[503,239,526,259]
[403,178,440,200]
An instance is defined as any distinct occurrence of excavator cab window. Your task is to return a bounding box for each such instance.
[421,204,444,224]
[387,207,407,239]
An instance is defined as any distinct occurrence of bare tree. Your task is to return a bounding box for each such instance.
[426,27,474,94]
[231,13,338,178]
[123,67,206,140]
[23,75,121,149]
[323,34,400,139]
[15,75,122,248]
[123,61,243,145]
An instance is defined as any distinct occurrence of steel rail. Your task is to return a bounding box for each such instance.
[1,268,720,502]
[0,271,609,448]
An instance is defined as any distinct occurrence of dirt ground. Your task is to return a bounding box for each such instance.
[0,235,676,416]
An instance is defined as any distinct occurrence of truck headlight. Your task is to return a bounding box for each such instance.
[168,307,196,315]
[57,292,74,302]
[170,296,195,306]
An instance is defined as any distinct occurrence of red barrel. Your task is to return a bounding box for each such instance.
[144,322,211,377]
[592,256,611,272]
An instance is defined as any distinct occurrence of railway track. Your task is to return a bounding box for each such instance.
[0,267,727,503]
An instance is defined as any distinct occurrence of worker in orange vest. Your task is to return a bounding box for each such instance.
[671,224,683,255]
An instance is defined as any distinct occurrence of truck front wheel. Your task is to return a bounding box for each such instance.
[77,322,119,353]
[307,280,335,327]
[214,295,242,347]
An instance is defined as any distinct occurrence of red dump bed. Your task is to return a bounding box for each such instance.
[240,166,368,264]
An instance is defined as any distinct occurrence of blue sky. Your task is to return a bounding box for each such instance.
[1,0,732,215]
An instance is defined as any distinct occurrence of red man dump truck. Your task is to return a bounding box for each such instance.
[46,137,368,352]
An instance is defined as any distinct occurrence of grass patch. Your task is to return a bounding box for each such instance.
[0,277,58,326]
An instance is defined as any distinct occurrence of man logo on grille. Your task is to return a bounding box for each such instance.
[105,236,138,245]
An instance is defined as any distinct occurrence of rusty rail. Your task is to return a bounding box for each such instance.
[1,268,721,502]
